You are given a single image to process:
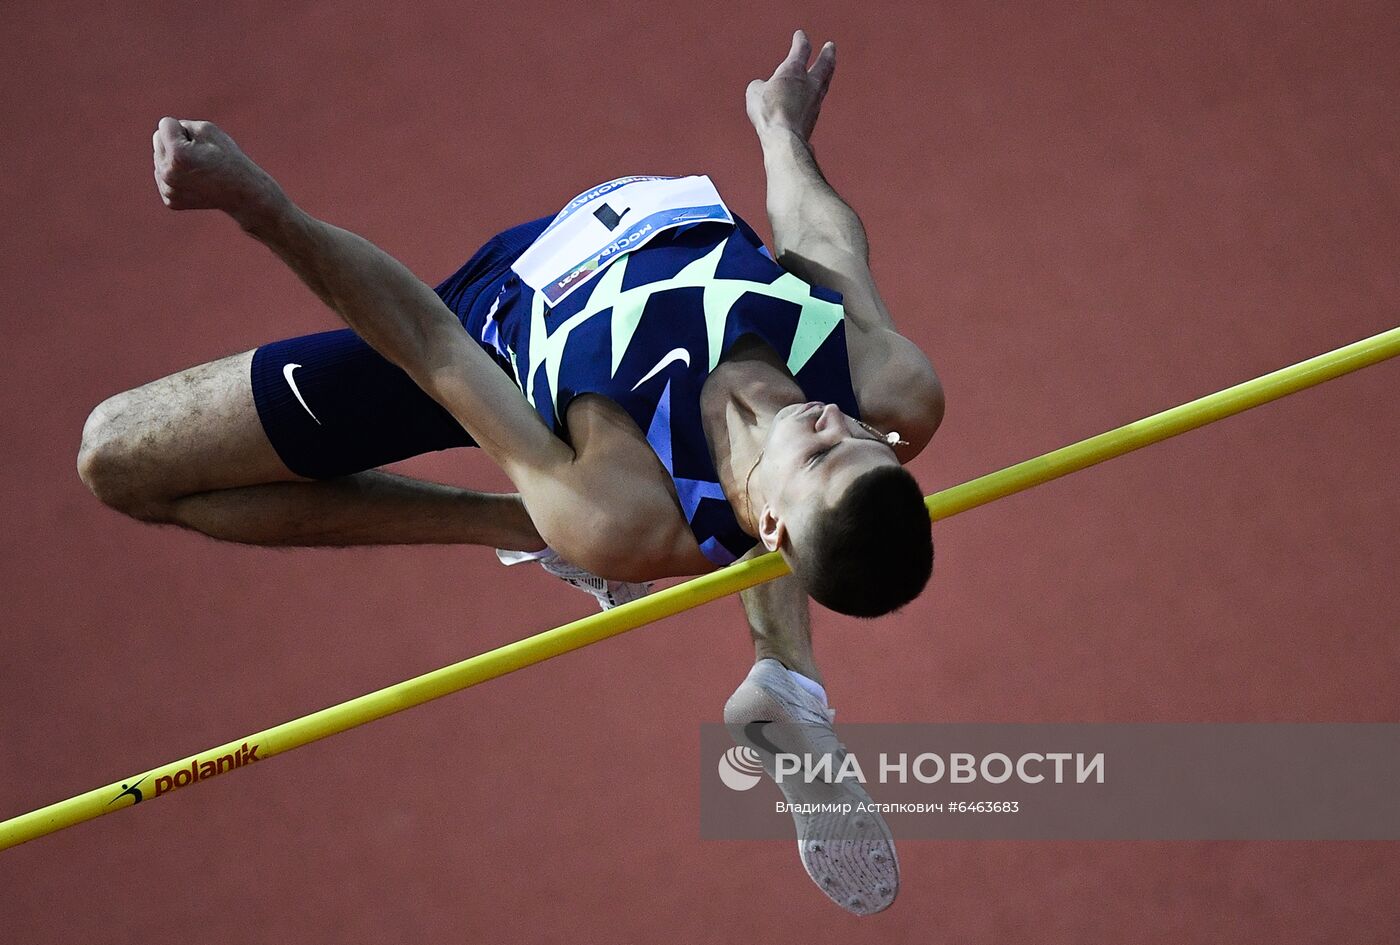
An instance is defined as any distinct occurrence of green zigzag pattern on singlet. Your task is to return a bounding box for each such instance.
[520,234,845,416]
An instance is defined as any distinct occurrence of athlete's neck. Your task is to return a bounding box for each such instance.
[701,339,804,535]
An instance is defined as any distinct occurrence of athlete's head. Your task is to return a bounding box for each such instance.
[751,402,933,617]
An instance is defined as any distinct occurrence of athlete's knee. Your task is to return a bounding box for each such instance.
[77,392,173,520]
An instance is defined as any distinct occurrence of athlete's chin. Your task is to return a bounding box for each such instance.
[774,400,822,423]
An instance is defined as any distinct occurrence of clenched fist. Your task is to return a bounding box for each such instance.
[746,30,837,143]
[152,117,285,227]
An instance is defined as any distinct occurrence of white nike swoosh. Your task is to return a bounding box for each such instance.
[282,363,321,425]
[631,347,691,391]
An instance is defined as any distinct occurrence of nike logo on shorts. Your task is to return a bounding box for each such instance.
[631,348,691,391]
[282,363,321,425]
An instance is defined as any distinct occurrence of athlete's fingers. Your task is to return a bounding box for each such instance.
[789,28,809,61]
[155,169,174,206]
[157,116,191,151]
[152,126,165,161]
[158,116,190,140]
[777,29,810,75]
[811,41,836,95]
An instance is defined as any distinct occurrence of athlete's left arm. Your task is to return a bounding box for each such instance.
[747,32,944,456]
[151,118,578,493]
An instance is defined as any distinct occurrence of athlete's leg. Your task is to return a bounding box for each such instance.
[728,573,898,917]
[79,209,558,550]
[78,349,544,549]
[739,574,822,683]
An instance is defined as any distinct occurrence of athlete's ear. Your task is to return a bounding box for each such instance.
[758,504,786,552]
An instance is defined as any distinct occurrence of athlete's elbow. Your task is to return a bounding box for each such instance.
[917,369,945,437]
[590,550,664,584]
[550,513,663,584]
[893,362,945,458]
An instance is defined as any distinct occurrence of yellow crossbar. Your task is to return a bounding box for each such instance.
[3,326,1397,852]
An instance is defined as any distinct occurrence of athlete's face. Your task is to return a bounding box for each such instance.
[755,401,900,550]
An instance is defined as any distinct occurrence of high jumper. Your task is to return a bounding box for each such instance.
[76,30,934,914]
[58,27,1399,915]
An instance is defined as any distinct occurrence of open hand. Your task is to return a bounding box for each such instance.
[745,30,837,142]
[152,118,283,225]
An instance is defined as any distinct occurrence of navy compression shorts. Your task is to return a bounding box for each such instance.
[250,216,550,479]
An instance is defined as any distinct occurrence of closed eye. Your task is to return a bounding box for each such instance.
[808,434,893,469]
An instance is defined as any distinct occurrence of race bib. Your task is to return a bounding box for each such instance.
[511,175,734,305]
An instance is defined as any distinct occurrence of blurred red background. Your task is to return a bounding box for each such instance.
[3,1,1397,941]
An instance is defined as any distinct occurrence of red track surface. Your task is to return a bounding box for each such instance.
[4,3,1398,941]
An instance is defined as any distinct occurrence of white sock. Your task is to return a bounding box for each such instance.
[786,669,829,708]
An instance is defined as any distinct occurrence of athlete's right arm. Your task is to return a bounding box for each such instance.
[746,34,945,456]
[151,118,576,492]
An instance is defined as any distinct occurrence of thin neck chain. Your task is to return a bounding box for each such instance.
[741,447,766,530]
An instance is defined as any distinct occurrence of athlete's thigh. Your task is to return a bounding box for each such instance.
[84,348,300,501]
[249,327,474,480]
[93,327,475,501]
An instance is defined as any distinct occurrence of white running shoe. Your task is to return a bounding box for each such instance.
[724,659,899,916]
[495,548,652,612]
